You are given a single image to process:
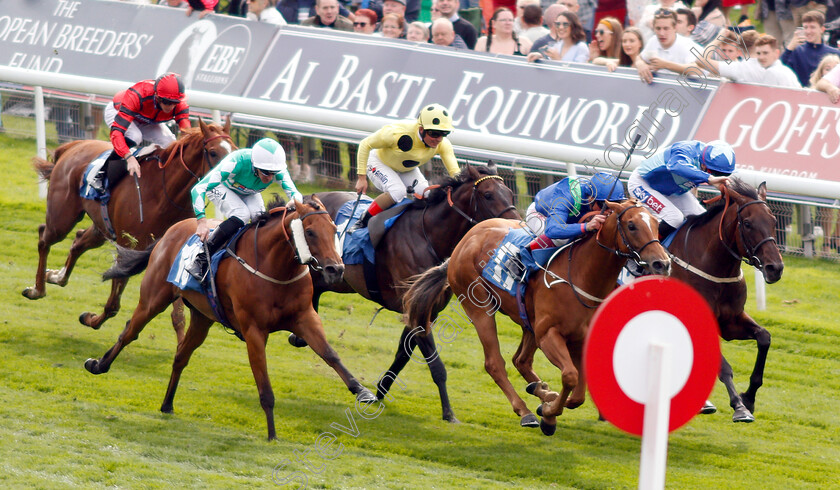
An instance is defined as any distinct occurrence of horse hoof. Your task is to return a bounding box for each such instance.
[160,405,173,414]
[79,313,100,329]
[525,381,539,395]
[21,287,44,300]
[442,410,460,424]
[700,400,717,414]
[288,333,308,348]
[84,358,101,375]
[733,408,755,423]
[356,388,377,404]
[739,392,756,414]
[536,403,543,417]
[539,418,557,436]
[520,413,539,428]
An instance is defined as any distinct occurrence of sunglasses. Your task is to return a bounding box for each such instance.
[555,21,571,28]
[594,29,612,36]
[157,97,178,105]
[354,22,369,26]
[425,130,450,138]
[258,168,279,177]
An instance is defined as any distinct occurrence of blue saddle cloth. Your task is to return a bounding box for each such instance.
[480,228,558,297]
[79,150,112,202]
[336,197,411,265]
[166,233,230,292]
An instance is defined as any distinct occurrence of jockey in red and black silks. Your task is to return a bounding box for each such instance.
[92,73,190,192]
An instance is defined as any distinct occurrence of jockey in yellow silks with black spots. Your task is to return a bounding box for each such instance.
[349,103,460,232]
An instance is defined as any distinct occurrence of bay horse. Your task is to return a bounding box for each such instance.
[22,117,234,335]
[667,179,783,422]
[289,163,519,423]
[403,200,672,435]
[85,196,375,440]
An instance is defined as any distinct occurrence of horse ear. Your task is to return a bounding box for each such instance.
[223,113,232,134]
[198,116,208,133]
[757,181,767,201]
[487,160,497,173]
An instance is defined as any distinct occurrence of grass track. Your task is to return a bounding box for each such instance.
[1,133,839,488]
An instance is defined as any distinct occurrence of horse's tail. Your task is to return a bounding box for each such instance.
[403,258,451,336]
[32,141,84,181]
[103,242,157,281]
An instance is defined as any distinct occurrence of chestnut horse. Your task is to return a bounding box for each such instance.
[404,200,671,435]
[289,163,519,423]
[667,179,784,422]
[23,118,234,335]
[85,197,375,440]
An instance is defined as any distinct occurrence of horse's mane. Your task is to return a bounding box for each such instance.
[683,177,757,228]
[253,194,322,225]
[412,165,500,209]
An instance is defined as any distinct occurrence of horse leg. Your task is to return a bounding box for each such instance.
[84,284,175,375]
[376,325,417,401]
[288,291,319,349]
[728,312,771,416]
[512,330,539,385]
[718,355,755,423]
[565,342,586,410]
[414,332,459,423]
[469,307,537,429]
[292,309,376,404]
[46,226,106,286]
[23,205,85,299]
[170,298,186,347]
[79,277,129,330]
[238,324,278,441]
[532,327,579,435]
[160,307,213,415]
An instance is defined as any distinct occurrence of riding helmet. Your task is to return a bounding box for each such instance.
[417,103,454,132]
[587,172,626,201]
[154,73,186,104]
[702,140,736,175]
[251,138,288,173]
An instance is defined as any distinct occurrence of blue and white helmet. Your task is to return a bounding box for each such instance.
[701,140,736,175]
[586,172,626,202]
[251,138,287,173]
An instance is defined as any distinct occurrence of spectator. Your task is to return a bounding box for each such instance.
[693,0,726,25]
[247,0,287,24]
[520,5,549,43]
[381,0,408,24]
[639,0,689,42]
[301,0,354,30]
[756,0,795,45]
[791,0,827,28]
[675,8,697,37]
[542,3,567,27]
[226,0,248,16]
[716,29,748,61]
[475,8,533,56]
[636,9,702,83]
[605,27,645,71]
[527,11,588,62]
[186,0,218,18]
[557,0,596,41]
[721,0,756,20]
[159,0,188,8]
[354,9,378,34]
[781,10,840,87]
[431,18,469,48]
[700,34,801,87]
[814,54,840,101]
[431,0,443,21]
[404,0,422,24]
[380,12,406,38]
[514,0,541,35]
[740,29,761,57]
[437,0,478,49]
[589,17,623,62]
[406,21,430,42]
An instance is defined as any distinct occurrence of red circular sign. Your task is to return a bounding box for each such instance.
[584,276,720,436]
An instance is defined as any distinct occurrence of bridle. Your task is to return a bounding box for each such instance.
[706,187,777,271]
[158,130,235,211]
[594,202,661,266]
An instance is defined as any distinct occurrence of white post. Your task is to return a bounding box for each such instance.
[34,86,48,198]
[639,341,670,490]
[754,269,766,311]
[211,109,221,125]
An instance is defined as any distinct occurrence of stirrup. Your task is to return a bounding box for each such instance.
[186,254,208,282]
[348,218,368,233]
[90,177,105,193]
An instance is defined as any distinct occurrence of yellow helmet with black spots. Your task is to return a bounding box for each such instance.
[417,103,454,132]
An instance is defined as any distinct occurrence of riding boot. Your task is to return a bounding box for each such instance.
[658,221,676,241]
[90,166,107,193]
[348,194,395,233]
[347,210,373,233]
[186,216,245,282]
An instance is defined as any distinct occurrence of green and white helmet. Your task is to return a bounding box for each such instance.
[251,138,287,173]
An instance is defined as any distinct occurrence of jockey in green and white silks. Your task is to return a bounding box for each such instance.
[186,138,302,282]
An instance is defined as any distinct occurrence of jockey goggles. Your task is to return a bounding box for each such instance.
[425,130,450,138]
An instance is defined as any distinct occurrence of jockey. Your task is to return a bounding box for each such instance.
[628,140,734,237]
[91,73,191,192]
[185,138,303,282]
[348,103,459,232]
[525,172,626,251]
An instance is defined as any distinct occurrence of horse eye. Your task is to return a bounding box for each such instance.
[743,219,752,229]
[305,229,316,238]
[484,192,493,200]
[628,222,637,231]
[209,151,217,159]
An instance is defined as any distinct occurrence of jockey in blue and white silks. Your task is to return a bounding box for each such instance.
[628,140,734,237]
[185,138,303,282]
[525,172,626,250]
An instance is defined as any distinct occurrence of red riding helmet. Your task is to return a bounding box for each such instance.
[154,73,186,104]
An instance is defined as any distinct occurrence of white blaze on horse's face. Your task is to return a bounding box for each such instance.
[220,140,233,154]
[639,211,654,232]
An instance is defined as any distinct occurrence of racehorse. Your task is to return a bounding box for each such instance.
[403,200,671,435]
[289,163,519,423]
[22,118,234,336]
[85,196,375,440]
[667,179,784,422]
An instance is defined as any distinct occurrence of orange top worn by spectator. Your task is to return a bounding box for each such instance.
[91,73,190,193]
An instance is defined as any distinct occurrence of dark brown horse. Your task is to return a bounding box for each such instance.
[667,179,784,422]
[85,197,373,440]
[404,200,671,435]
[289,163,519,423]
[23,118,234,335]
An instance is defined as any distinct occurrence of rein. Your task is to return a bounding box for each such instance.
[227,207,330,285]
[157,130,233,211]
